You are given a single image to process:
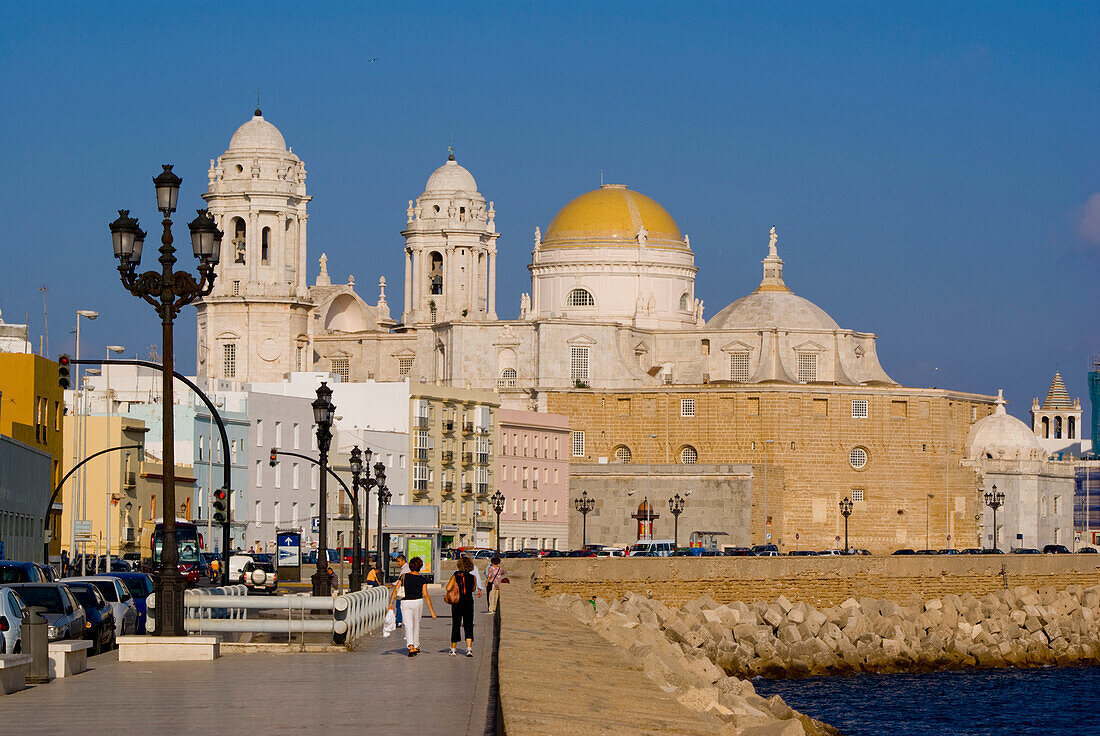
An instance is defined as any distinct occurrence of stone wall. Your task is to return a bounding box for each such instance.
[526,556,1100,608]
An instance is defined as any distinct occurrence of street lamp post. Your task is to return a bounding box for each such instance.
[347,446,366,592]
[762,439,775,546]
[109,165,220,636]
[574,490,594,549]
[839,497,853,553]
[668,493,685,548]
[70,310,97,569]
[311,382,335,596]
[104,345,124,572]
[490,490,505,552]
[984,485,1006,552]
[373,464,390,582]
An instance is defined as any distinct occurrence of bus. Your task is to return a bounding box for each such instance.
[140,519,204,587]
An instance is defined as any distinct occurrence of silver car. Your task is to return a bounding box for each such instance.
[62,576,139,637]
[5,583,86,641]
[0,587,28,653]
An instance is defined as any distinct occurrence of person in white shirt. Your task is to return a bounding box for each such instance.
[464,555,485,596]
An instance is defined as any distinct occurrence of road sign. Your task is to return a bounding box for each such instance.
[75,520,92,534]
[311,516,320,533]
[835,535,841,542]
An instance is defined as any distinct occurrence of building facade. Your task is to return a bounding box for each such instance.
[0,434,51,562]
[496,408,571,551]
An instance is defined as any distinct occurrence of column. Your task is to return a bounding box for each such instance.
[471,247,480,317]
[248,211,259,285]
[403,247,413,321]
[276,213,286,285]
[445,244,455,319]
[298,213,309,292]
[487,249,497,320]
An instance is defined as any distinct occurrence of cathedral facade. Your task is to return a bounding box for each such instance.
[196,111,897,405]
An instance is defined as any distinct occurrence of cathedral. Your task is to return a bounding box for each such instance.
[195,110,897,403]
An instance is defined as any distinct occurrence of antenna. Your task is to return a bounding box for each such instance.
[600,168,604,186]
[39,285,48,358]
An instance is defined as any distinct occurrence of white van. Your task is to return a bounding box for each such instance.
[628,540,676,557]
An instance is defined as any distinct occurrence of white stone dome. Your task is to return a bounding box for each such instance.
[228,110,287,152]
[706,291,839,331]
[424,156,477,193]
[966,390,1044,461]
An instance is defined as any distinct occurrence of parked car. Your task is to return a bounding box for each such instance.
[567,549,597,557]
[5,583,85,641]
[915,549,939,555]
[936,549,961,555]
[595,547,627,558]
[892,549,917,555]
[1078,547,1098,554]
[111,572,154,633]
[62,576,139,637]
[983,548,1005,554]
[1043,545,1071,554]
[252,553,275,565]
[788,550,818,557]
[502,550,533,558]
[64,582,116,653]
[672,547,705,557]
[722,547,752,556]
[749,544,780,556]
[818,550,844,557]
[1011,547,1041,554]
[0,561,54,583]
[538,549,565,558]
[0,587,28,654]
[629,540,676,557]
[958,548,983,555]
[240,560,278,594]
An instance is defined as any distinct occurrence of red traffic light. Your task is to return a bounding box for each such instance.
[213,488,227,502]
[58,354,72,389]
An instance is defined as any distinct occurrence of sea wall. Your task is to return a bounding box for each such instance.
[527,556,1100,607]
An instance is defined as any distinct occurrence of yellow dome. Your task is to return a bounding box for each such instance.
[542,184,685,249]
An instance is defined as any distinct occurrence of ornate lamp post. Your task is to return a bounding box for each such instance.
[839,496,853,553]
[983,485,1006,551]
[668,493,685,548]
[311,382,335,596]
[109,165,220,636]
[373,464,390,582]
[490,490,505,552]
[347,446,366,592]
[574,490,594,549]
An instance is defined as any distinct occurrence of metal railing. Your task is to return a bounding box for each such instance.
[145,584,389,646]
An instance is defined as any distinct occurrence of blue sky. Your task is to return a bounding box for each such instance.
[1,2,1097,430]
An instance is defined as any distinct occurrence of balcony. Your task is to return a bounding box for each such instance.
[476,483,489,496]
[462,422,474,434]
[475,426,491,436]
[462,482,473,495]
[442,420,454,433]
[442,481,454,494]
[461,452,474,465]
[123,471,137,489]
[476,453,490,466]
[415,448,429,462]
[413,479,429,492]
[441,450,454,465]
[414,416,429,430]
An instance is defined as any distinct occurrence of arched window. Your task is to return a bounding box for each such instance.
[679,446,698,464]
[1041,416,1050,438]
[232,218,246,264]
[679,293,690,311]
[566,289,595,307]
[261,227,271,265]
[429,251,443,295]
[1054,416,1063,440]
[498,368,517,388]
[1068,416,1076,439]
[613,445,632,463]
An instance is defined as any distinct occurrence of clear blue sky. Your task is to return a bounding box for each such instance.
[2,2,1097,430]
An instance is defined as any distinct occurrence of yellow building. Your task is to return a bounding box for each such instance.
[0,352,66,558]
[61,415,194,561]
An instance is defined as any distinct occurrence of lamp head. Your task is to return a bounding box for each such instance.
[348,445,363,475]
[153,164,182,215]
[187,209,223,264]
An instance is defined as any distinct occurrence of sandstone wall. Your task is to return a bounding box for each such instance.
[524,556,1100,608]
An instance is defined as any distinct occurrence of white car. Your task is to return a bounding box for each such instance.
[0,586,28,653]
[229,555,255,580]
[62,576,139,637]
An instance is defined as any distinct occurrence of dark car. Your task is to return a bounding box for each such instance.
[983,548,1005,554]
[937,549,961,555]
[672,547,705,557]
[502,550,532,558]
[959,548,983,555]
[64,582,115,653]
[1011,547,1041,554]
[566,549,596,557]
[5,583,86,641]
[915,549,938,555]
[1078,547,1098,554]
[723,547,751,556]
[892,549,917,555]
[1043,545,1071,554]
[538,550,564,558]
[0,561,53,583]
[789,550,818,557]
[111,572,154,633]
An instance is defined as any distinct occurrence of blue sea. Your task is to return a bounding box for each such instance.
[753,665,1100,736]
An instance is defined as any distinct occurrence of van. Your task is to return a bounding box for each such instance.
[628,540,676,557]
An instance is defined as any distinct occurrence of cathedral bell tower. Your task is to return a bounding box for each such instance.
[401,153,499,324]
[195,109,314,382]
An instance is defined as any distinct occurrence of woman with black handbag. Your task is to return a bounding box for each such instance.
[445,556,479,657]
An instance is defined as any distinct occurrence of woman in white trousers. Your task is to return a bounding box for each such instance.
[387,556,436,656]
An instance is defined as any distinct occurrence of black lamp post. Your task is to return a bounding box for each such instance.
[374,463,390,582]
[839,497,853,553]
[347,446,366,592]
[490,490,505,552]
[983,485,1005,551]
[110,165,220,636]
[574,490,594,549]
[668,493,685,548]
[311,382,335,596]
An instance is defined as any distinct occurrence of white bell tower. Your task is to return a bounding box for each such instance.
[195,109,314,382]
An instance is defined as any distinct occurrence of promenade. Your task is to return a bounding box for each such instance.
[1,605,495,736]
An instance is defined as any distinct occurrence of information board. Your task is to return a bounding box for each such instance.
[407,537,433,575]
[277,531,301,567]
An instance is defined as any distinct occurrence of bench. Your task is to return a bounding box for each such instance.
[49,640,92,678]
[0,653,33,694]
[118,635,219,661]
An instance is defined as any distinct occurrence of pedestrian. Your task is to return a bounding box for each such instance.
[446,556,478,657]
[366,563,382,587]
[485,555,506,614]
[388,556,435,656]
[392,554,410,627]
[60,549,70,577]
[466,554,485,596]
[327,565,338,592]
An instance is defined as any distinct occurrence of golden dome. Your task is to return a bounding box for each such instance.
[542,184,685,249]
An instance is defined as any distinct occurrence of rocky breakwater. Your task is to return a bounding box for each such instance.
[557,583,1100,686]
[550,593,841,736]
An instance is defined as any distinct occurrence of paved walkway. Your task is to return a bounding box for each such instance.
[2,604,495,735]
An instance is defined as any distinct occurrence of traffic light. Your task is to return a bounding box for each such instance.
[58,354,71,389]
[212,487,228,525]
[269,448,278,467]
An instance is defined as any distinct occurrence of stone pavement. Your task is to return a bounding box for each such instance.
[1,603,495,736]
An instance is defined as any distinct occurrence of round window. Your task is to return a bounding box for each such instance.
[849,447,868,469]
[680,446,698,464]
[613,445,632,463]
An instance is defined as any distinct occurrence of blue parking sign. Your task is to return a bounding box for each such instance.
[311,516,320,533]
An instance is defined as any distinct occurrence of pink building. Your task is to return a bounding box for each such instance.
[496,409,570,551]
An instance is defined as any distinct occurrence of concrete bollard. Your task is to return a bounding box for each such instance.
[22,607,51,684]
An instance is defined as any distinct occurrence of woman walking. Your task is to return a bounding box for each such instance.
[485,555,506,614]
[446,556,478,657]
[387,556,435,656]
